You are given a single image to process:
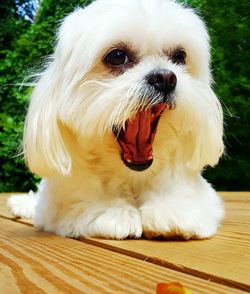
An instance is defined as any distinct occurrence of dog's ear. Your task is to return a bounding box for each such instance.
[23,66,72,177]
[184,87,224,171]
[23,9,89,177]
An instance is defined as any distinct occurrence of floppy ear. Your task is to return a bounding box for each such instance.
[23,9,88,177]
[186,86,224,171]
[23,66,72,177]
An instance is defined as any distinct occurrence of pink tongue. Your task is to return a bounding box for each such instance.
[117,104,166,163]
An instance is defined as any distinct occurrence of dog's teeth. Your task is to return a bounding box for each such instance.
[126,159,132,163]
[148,156,153,160]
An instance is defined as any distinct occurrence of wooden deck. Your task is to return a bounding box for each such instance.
[0,192,249,294]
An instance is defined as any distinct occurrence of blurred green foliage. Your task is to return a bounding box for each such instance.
[0,0,91,191]
[189,0,250,190]
[0,0,249,191]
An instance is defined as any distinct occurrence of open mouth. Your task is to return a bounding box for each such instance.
[113,103,167,171]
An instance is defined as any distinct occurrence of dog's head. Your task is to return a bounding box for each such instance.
[24,0,224,176]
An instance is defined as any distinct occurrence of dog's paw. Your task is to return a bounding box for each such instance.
[87,205,142,239]
[7,191,37,219]
[57,203,142,240]
[140,198,224,240]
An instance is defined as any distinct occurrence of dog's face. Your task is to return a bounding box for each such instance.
[24,0,224,176]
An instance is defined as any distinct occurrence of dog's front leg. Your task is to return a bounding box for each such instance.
[139,175,224,240]
[53,198,142,239]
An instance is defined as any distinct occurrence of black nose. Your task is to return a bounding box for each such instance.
[147,69,177,96]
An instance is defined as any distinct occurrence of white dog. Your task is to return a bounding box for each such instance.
[8,0,224,240]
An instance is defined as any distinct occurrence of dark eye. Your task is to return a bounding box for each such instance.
[104,49,129,66]
[172,50,186,64]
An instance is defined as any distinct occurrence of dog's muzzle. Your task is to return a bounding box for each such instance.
[114,69,176,172]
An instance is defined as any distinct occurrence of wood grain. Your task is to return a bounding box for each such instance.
[85,192,250,291]
[1,192,249,293]
[0,218,244,294]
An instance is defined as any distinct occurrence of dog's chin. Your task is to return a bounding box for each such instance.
[113,103,168,172]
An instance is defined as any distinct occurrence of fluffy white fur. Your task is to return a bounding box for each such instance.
[8,0,224,240]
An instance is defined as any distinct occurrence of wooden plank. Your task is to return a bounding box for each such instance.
[0,218,244,294]
[1,193,249,292]
[84,192,250,292]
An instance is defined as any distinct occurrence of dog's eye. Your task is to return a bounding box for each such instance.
[104,49,129,66]
[172,50,186,64]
